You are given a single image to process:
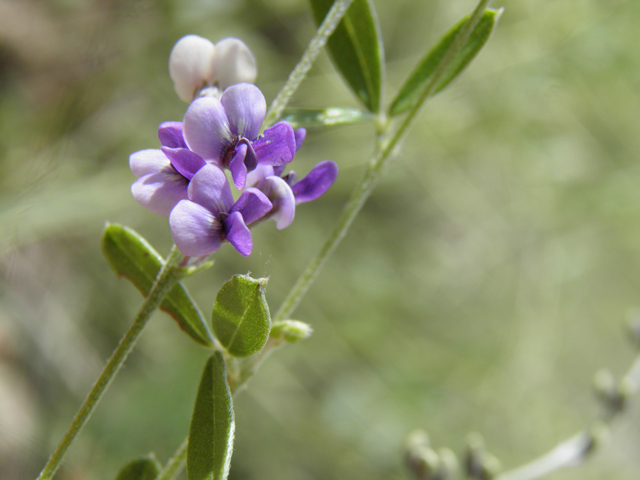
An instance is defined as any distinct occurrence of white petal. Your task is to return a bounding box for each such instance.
[169,35,216,102]
[214,38,257,91]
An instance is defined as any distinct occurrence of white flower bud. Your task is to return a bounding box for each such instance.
[169,35,216,102]
[214,38,257,91]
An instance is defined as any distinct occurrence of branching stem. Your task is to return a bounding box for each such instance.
[36,245,184,480]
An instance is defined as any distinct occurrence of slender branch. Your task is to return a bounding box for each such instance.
[496,351,640,480]
[156,437,189,480]
[36,245,185,480]
[264,0,355,127]
[158,0,497,473]
[274,0,493,321]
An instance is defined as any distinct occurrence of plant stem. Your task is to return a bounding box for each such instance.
[156,437,189,480]
[36,245,184,480]
[264,0,355,127]
[274,0,493,321]
[158,0,496,473]
[496,352,640,480]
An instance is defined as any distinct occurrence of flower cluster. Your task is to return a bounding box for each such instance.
[130,36,338,258]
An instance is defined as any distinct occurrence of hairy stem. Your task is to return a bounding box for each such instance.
[496,352,640,480]
[156,437,189,480]
[274,0,493,321]
[264,0,355,127]
[158,0,496,473]
[36,245,184,480]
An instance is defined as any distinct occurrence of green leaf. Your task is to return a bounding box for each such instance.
[280,107,370,129]
[309,0,384,113]
[114,455,161,480]
[211,274,271,358]
[187,353,235,480]
[102,223,214,348]
[389,8,502,117]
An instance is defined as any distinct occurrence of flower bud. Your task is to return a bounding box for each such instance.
[465,433,501,480]
[436,448,458,480]
[169,35,216,102]
[594,369,626,415]
[270,320,313,344]
[169,35,257,102]
[214,38,257,91]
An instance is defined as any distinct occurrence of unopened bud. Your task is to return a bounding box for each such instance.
[270,320,313,344]
[168,35,257,102]
[465,432,485,478]
[594,369,626,415]
[405,447,440,480]
[465,433,500,480]
[169,35,216,102]
[436,448,458,480]
[479,453,501,480]
[214,38,257,91]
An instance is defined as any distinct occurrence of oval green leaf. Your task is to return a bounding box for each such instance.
[280,107,370,129]
[114,455,161,480]
[309,0,384,113]
[187,353,235,480]
[211,274,270,358]
[389,8,502,117]
[102,223,214,348]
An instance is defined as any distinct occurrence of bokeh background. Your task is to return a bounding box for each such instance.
[2,0,640,479]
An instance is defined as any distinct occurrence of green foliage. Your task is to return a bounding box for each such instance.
[389,8,502,116]
[101,223,214,348]
[187,353,235,480]
[280,107,370,128]
[114,455,161,480]
[211,275,271,358]
[309,0,384,113]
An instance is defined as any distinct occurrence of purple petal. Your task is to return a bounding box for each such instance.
[292,160,338,204]
[220,83,266,140]
[230,187,272,225]
[183,96,232,162]
[245,164,274,189]
[161,147,206,181]
[223,211,253,257]
[158,121,187,148]
[129,149,171,178]
[262,176,295,230]
[170,200,222,257]
[131,172,189,216]
[228,143,248,190]
[294,128,306,152]
[239,138,258,171]
[252,122,296,166]
[187,164,234,215]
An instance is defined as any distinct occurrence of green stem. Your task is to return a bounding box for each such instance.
[274,0,493,321]
[156,437,189,480]
[156,343,281,478]
[496,352,640,480]
[36,245,184,480]
[158,0,495,473]
[264,0,355,127]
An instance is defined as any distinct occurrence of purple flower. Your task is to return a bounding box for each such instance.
[130,122,207,216]
[169,164,272,257]
[182,83,297,190]
[246,158,339,230]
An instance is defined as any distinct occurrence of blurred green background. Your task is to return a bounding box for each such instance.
[2,0,640,479]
